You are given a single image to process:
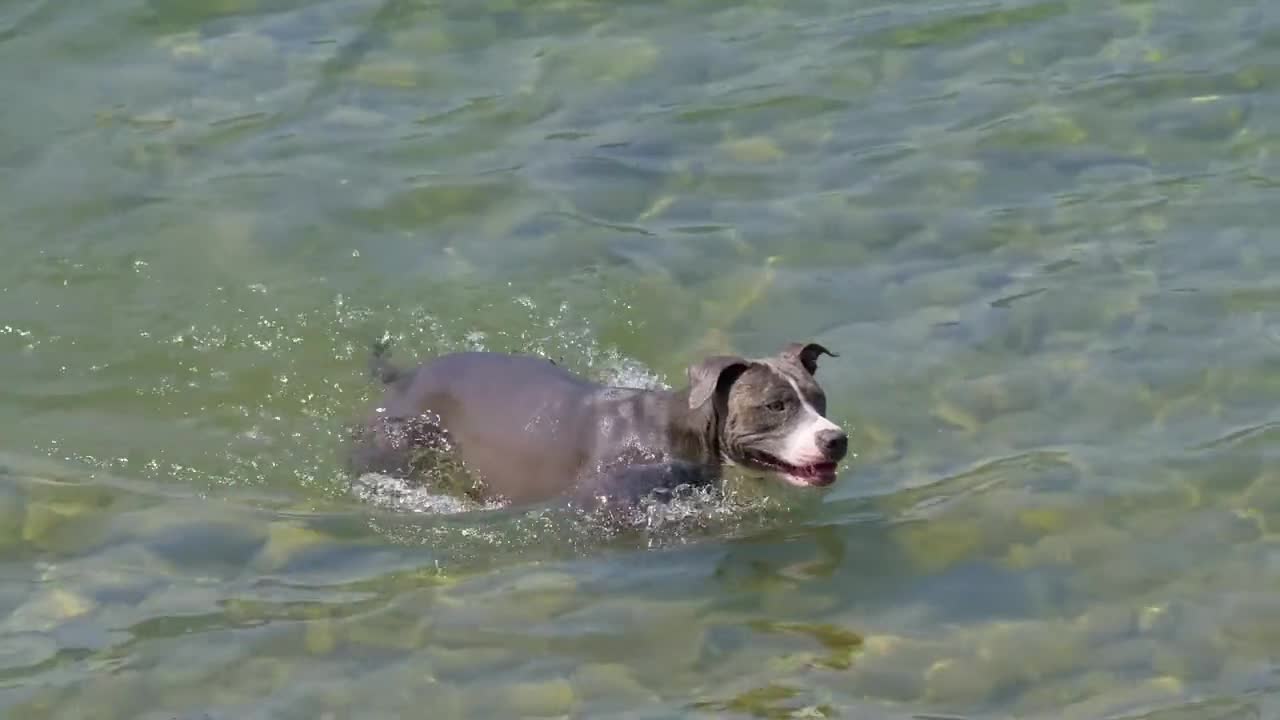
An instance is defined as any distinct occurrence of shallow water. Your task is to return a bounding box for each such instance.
[3,0,1280,717]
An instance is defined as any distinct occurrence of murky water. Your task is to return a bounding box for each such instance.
[3,0,1280,717]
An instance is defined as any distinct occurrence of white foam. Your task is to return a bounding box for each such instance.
[351,472,503,515]
[595,350,668,390]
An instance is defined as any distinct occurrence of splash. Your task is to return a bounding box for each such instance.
[349,472,505,515]
[33,283,782,555]
[357,476,791,562]
[582,480,791,548]
[346,292,798,547]
[595,350,669,391]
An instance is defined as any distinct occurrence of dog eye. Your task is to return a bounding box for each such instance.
[766,400,786,412]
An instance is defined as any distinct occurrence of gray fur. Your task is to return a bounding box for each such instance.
[349,341,848,508]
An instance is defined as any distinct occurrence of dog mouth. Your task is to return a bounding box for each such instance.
[742,451,840,488]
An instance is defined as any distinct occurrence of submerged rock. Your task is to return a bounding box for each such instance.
[433,569,582,639]
[845,634,947,702]
[303,619,338,656]
[493,678,578,718]
[0,631,58,674]
[429,646,519,681]
[972,619,1085,685]
[253,520,340,572]
[1221,592,1280,655]
[5,588,96,633]
[340,606,431,653]
[1141,95,1250,142]
[924,656,999,706]
[1051,676,1185,720]
[722,136,786,164]
[20,497,112,555]
[894,518,986,573]
[143,519,268,574]
[530,597,709,682]
[0,480,27,551]
[571,662,657,706]
[1071,604,1139,645]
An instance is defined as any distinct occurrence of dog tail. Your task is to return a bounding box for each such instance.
[369,335,404,385]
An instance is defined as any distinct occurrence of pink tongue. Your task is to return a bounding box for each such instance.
[803,463,836,477]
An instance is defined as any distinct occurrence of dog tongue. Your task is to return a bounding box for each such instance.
[792,462,836,484]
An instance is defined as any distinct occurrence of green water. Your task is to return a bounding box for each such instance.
[3,0,1280,717]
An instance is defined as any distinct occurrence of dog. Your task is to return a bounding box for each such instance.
[348,340,849,510]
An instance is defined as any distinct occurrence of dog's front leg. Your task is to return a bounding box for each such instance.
[349,412,452,479]
[568,460,714,514]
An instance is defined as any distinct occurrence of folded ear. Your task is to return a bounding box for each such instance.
[781,342,838,375]
[687,355,750,409]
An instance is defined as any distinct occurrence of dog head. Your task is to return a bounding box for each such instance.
[687,342,848,488]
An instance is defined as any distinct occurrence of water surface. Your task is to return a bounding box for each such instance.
[3,0,1280,717]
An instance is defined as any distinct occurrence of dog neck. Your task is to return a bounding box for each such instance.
[660,387,724,472]
[593,384,725,480]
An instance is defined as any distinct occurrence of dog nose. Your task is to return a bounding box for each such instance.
[817,428,847,458]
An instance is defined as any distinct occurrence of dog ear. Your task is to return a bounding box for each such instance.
[687,355,749,409]
[782,342,838,375]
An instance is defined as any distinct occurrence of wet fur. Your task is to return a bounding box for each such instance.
[349,340,845,509]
